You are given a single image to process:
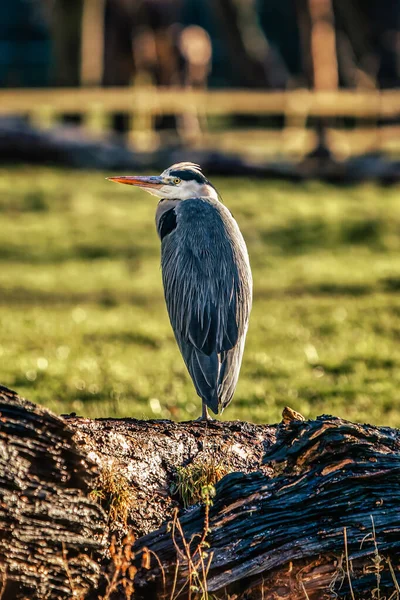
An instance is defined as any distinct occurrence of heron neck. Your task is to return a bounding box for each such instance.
[155,199,179,232]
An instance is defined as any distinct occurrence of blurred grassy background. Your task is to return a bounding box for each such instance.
[1,167,400,425]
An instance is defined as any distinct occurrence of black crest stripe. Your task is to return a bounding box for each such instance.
[158,207,177,240]
[169,169,207,184]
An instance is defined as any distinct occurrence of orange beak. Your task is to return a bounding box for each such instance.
[107,175,164,189]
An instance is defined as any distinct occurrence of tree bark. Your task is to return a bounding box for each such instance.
[0,385,107,600]
[1,385,399,600]
[68,411,276,538]
[132,414,400,599]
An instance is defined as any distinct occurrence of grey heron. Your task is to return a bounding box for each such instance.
[108,163,252,420]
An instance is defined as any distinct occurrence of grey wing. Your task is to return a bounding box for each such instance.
[181,295,241,413]
[217,337,247,410]
[162,237,250,414]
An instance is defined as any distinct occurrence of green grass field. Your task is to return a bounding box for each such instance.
[1,166,400,426]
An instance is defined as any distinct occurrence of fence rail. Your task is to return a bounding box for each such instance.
[1,87,400,116]
[1,87,399,155]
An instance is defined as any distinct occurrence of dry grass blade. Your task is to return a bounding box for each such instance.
[387,558,400,599]
[370,515,383,599]
[299,579,310,600]
[0,569,7,600]
[90,461,136,526]
[60,543,77,597]
[100,532,137,600]
[140,546,166,597]
[344,527,356,600]
[167,489,215,600]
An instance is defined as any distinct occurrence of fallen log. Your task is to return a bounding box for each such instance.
[0,385,276,598]
[69,413,276,538]
[0,384,399,600]
[2,117,400,183]
[0,385,107,600]
[132,415,400,599]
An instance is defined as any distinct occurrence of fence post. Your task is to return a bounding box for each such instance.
[128,81,159,151]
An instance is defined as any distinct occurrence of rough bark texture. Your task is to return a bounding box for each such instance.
[69,415,277,537]
[0,385,107,600]
[1,385,400,600]
[132,415,400,599]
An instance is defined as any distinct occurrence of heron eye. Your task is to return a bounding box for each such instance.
[173,178,181,185]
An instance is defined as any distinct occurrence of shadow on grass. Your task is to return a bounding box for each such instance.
[84,331,162,349]
[0,245,155,264]
[262,218,386,254]
[300,387,359,400]
[0,285,158,307]
[0,191,50,213]
[309,356,396,376]
[247,365,288,380]
[0,282,382,307]
[382,276,400,292]
[254,282,373,299]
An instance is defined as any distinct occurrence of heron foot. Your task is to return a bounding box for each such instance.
[195,403,214,421]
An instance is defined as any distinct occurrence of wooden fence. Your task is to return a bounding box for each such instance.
[1,87,400,156]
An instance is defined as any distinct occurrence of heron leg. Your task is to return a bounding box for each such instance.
[202,402,210,420]
[195,401,213,421]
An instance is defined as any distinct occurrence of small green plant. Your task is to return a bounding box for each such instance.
[90,462,136,526]
[173,459,230,508]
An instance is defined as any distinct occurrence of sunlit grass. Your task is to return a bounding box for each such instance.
[1,166,400,425]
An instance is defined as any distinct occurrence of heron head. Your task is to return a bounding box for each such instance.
[107,162,218,200]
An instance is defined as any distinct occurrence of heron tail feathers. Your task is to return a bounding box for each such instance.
[188,349,220,414]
